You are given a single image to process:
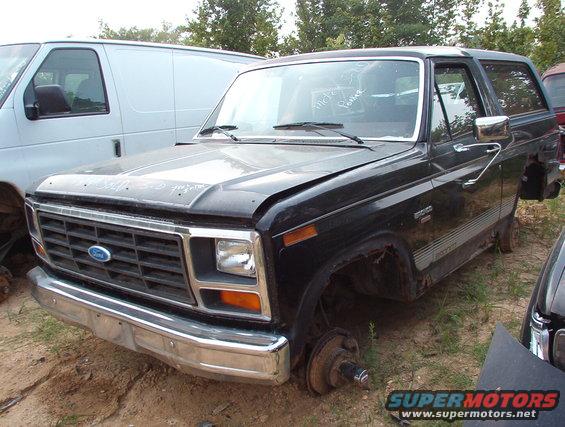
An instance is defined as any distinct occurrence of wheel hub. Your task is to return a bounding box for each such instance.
[306,328,370,394]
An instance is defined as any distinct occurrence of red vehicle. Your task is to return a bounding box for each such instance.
[543,63,565,169]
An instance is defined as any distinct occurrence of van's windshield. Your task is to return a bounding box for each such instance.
[199,59,423,143]
[0,44,39,107]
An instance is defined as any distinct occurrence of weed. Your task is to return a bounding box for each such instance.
[363,321,379,374]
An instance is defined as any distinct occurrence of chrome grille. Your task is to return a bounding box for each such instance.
[37,212,194,306]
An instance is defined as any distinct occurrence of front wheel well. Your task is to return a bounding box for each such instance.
[0,183,25,234]
[291,235,420,366]
[325,245,413,302]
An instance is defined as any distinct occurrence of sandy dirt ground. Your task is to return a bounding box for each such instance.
[0,198,563,426]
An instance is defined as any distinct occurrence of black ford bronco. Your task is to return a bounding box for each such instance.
[25,47,561,394]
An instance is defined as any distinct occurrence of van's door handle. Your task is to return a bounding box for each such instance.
[112,139,122,157]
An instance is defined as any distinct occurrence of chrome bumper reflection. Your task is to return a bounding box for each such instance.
[28,267,290,385]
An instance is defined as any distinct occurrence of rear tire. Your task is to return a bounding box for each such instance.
[499,217,520,253]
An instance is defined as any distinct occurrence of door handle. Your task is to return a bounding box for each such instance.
[112,139,122,157]
[485,145,500,154]
[453,142,502,188]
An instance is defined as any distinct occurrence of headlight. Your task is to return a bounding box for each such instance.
[554,329,565,371]
[215,239,256,277]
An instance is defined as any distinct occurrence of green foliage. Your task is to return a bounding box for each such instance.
[532,0,565,72]
[183,0,281,56]
[95,0,564,71]
[97,20,185,44]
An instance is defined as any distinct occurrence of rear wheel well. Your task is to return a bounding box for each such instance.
[520,156,561,201]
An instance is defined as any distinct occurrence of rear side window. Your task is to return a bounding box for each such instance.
[482,62,546,116]
[543,74,565,109]
[432,65,483,142]
[27,49,108,117]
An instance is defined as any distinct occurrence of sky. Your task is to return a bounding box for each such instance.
[0,0,540,45]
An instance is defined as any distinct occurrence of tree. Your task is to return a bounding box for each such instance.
[183,0,281,56]
[97,21,184,44]
[287,0,442,53]
[532,0,565,71]
[453,0,534,58]
[453,0,482,47]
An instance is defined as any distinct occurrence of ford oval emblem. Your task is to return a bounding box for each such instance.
[88,245,112,263]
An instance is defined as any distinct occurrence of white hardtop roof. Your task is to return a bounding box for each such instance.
[1,38,264,60]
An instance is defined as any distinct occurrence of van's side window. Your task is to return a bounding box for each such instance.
[28,49,108,117]
[432,65,482,142]
[481,62,546,116]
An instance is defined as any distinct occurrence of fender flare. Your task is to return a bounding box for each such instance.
[287,231,419,364]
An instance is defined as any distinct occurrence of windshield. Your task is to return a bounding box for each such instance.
[200,59,423,142]
[544,74,565,108]
[0,44,39,107]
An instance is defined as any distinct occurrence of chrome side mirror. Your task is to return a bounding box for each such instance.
[473,116,510,143]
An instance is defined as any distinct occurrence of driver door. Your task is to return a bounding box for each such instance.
[428,60,503,276]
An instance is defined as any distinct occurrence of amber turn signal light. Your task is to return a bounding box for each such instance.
[283,224,318,247]
[219,290,261,313]
[33,240,47,259]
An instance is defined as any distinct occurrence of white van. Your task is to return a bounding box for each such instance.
[0,40,261,272]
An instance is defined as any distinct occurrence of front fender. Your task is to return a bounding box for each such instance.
[286,231,419,364]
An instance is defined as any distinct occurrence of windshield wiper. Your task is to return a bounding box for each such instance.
[199,125,240,141]
[273,121,364,144]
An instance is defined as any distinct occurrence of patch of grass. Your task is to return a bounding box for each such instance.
[503,319,522,339]
[433,305,464,354]
[488,256,505,279]
[0,307,85,354]
[430,363,474,389]
[301,415,319,426]
[505,271,529,299]
[55,414,91,426]
[471,341,491,364]
[460,272,489,306]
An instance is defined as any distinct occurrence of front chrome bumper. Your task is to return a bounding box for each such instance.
[28,266,290,385]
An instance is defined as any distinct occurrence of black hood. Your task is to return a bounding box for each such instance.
[29,141,413,219]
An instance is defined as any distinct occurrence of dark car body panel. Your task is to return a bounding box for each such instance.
[468,323,565,427]
[29,141,413,220]
[535,230,565,318]
[27,47,562,366]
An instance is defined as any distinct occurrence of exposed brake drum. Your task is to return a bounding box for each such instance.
[306,327,370,395]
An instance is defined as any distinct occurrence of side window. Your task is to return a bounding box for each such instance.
[27,49,108,118]
[432,65,483,141]
[481,62,546,116]
[430,88,450,143]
